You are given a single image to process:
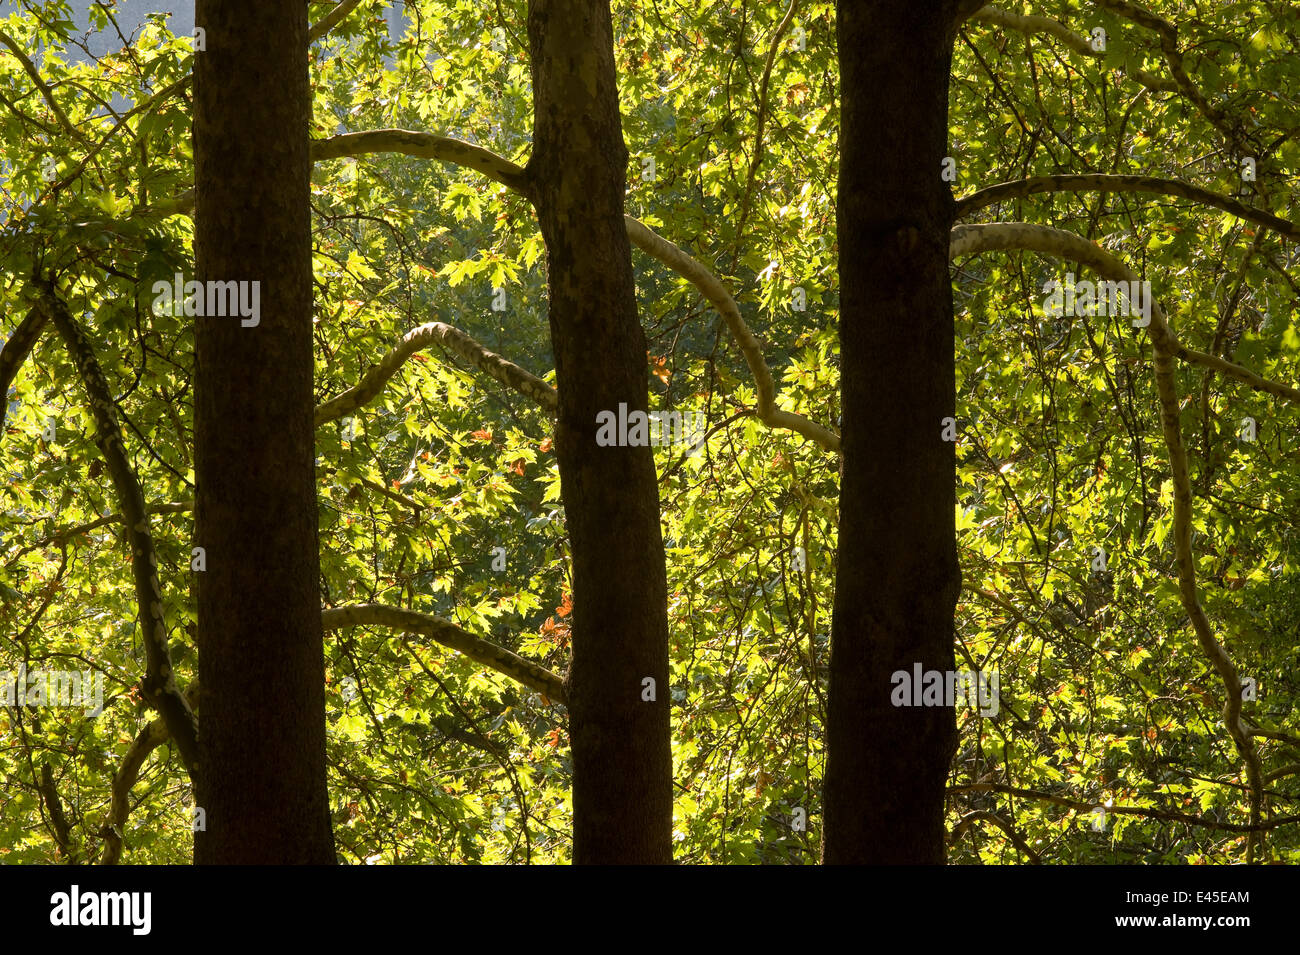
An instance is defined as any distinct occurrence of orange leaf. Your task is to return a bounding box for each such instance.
[471,429,493,442]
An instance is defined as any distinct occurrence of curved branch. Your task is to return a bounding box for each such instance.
[949,222,1266,854]
[100,680,199,866]
[99,717,168,864]
[0,30,91,147]
[103,598,566,859]
[148,135,838,452]
[309,0,367,44]
[0,307,47,438]
[949,809,1041,862]
[1090,0,1234,144]
[1175,342,1300,406]
[315,321,556,426]
[33,283,198,778]
[955,174,1300,243]
[355,475,423,511]
[38,762,79,863]
[624,216,841,453]
[968,6,1175,91]
[8,501,192,565]
[950,783,1298,832]
[971,5,1100,56]
[311,130,533,197]
[322,603,567,704]
[136,125,533,219]
[136,188,195,219]
[950,223,1300,403]
[732,0,803,248]
[1247,722,1300,751]
[1265,763,1300,784]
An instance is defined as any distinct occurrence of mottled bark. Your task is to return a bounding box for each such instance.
[37,288,199,775]
[526,0,673,863]
[822,0,962,864]
[192,0,334,863]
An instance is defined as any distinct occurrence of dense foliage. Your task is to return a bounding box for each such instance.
[1,0,1297,863]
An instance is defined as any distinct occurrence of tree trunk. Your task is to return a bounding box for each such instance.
[525,0,674,864]
[192,0,334,864]
[822,0,963,864]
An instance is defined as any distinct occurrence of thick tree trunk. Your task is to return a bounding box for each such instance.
[822,1,962,864]
[526,0,674,863]
[192,0,334,863]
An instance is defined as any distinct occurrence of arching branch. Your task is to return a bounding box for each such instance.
[313,133,838,450]
[949,809,1041,862]
[0,30,91,147]
[968,6,1176,91]
[32,283,198,778]
[1090,0,1235,144]
[950,223,1300,404]
[101,597,566,863]
[732,0,803,248]
[309,0,367,44]
[7,501,192,566]
[321,603,567,705]
[624,217,841,453]
[956,174,1300,243]
[315,321,557,426]
[949,222,1267,854]
[37,761,79,862]
[99,680,199,865]
[950,783,1299,832]
[130,133,840,453]
[311,130,533,197]
[0,307,47,438]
